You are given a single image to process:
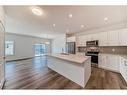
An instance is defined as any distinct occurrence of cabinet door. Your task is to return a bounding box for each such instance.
[107,55,119,72]
[76,36,82,46]
[98,54,107,69]
[108,31,119,46]
[119,29,127,46]
[99,32,108,46]
[67,36,76,42]
[77,35,85,46]
[85,34,91,41]
[91,33,99,41]
[119,57,127,82]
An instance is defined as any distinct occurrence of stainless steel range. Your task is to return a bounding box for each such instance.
[85,40,99,64]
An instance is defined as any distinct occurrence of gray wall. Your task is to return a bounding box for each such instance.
[5,33,51,61]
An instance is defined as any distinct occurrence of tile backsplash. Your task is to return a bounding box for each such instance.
[77,46,127,55]
[100,46,127,54]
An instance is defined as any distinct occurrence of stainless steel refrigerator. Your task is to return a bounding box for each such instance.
[66,42,76,54]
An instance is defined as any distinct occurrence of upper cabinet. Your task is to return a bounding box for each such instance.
[91,33,99,41]
[107,30,119,46]
[119,29,127,46]
[98,32,108,46]
[76,35,88,46]
[67,36,76,42]
[76,28,127,47]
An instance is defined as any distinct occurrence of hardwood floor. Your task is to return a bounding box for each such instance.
[3,56,127,89]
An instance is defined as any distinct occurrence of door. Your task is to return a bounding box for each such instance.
[34,44,46,56]
[0,20,5,89]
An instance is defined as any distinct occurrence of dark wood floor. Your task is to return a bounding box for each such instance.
[3,56,127,89]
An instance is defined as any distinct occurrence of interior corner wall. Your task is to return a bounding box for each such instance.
[5,33,52,61]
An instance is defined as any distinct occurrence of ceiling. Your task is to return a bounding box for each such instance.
[4,6,127,39]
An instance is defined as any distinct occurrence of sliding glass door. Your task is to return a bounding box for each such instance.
[34,44,46,56]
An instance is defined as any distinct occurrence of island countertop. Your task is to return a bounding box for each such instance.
[47,53,91,64]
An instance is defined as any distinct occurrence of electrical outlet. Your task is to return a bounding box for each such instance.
[112,48,115,52]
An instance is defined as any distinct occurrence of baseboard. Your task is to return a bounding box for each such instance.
[6,57,34,62]
[0,77,5,89]
[98,66,120,73]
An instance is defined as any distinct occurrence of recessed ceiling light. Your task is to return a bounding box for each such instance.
[81,25,84,28]
[104,17,108,21]
[31,6,43,16]
[68,14,72,18]
[53,24,56,27]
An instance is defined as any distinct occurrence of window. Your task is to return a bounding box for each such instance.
[34,44,46,56]
[5,41,14,55]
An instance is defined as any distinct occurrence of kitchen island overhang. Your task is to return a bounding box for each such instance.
[47,54,91,88]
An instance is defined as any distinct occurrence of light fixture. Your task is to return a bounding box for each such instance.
[68,13,72,18]
[81,25,84,28]
[104,17,108,21]
[31,6,43,16]
[53,24,56,27]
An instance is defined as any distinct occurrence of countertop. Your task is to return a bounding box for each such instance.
[47,53,91,64]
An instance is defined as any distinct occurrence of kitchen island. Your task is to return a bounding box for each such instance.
[47,53,91,88]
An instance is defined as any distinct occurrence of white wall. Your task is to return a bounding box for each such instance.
[0,6,5,89]
[52,34,66,53]
[0,6,5,25]
[5,33,51,61]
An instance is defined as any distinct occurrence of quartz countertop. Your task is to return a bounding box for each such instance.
[47,53,91,64]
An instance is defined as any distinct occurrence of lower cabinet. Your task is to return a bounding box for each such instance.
[119,56,127,83]
[98,54,119,72]
[99,54,127,83]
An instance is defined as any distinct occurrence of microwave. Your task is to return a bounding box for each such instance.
[86,40,98,47]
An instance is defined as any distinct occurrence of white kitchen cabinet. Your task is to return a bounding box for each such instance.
[98,54,119,72]
[119,29,127,46]
[119,56,127,83]
[98,54,107,69]
[108,30,119,46]
[107,54,119,72]
[67,36,76,42]
[98,32,108,46]
[85,34,91,41]
[91,33,99,41]
[76,35,88,46]
[76,35,85,46]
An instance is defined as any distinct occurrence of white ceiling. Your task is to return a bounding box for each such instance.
[4,6,127,39]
